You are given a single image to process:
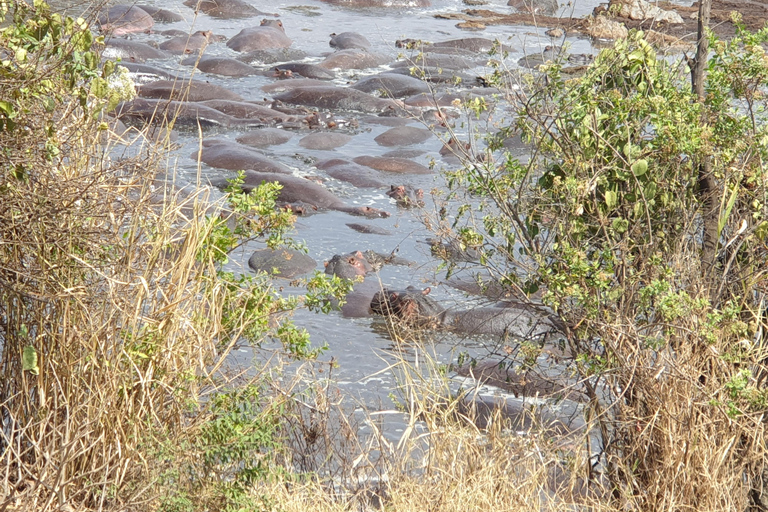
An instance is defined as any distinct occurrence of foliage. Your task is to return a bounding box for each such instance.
[438,28,768,510]
[0,2,347,511]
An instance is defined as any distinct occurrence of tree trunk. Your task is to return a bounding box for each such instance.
[692,0,719,277]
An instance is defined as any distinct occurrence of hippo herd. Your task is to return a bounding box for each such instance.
[98,1,570,346]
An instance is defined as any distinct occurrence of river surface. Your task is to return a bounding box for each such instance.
[57,0,629,443]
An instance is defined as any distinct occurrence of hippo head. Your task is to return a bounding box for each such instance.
[260,19,285,32]
[348,206,390,218]
[279,202,317,216]
[324,251,372,279]
[387,185,424,207]
[370,286,444,323]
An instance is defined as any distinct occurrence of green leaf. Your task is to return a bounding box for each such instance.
[631,159,648,177]
[604,189,617,209]
[22,346,39,375]
[718,185,739,239]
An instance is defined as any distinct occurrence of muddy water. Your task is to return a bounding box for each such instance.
[59,0,615,439]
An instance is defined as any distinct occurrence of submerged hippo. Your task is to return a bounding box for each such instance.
[370,286,558,339]
[194,141,292,174]
[183,0,267,18]
[324,251,379,317]
[159,31,220,54]
[329,32,371,50]
[353,156,431,174]
[387,185,424,207]
[320,0,430,7]
[272,86,405,114]
[103,39,170,62]
[315,159,386,188]
[136,5,186,23]
[98,5,154,35]
[270,63,335,80]
[115,98,255,129]
[227,19,292,52]
[318,49,391,70]
[181,56,257,77]
[351,73,430,99]
[137,79,243,102]
[248,248,316,278]
[199,100,291,122]
[232,171,391,218]
[374,125,432,146]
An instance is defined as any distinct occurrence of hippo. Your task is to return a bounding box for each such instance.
[181,56,257,77]
[118,63,179,85]
[508,0,559,15]
[270,63,335,80]
[103,39,170,62]
[329,32,371,50]
[248,248,316,279]
[346,223,393,236]
[272,86,404,114]
[262,79,334,95]
[227,20,292,52]
[183,0,267,18]
[385,66,474,85]
[318,49,391,70]
[353,156,431,174]
[229,171,391,218]
[324,251,380,317]
[320,0,430,7]
[298,132,352,150]
[455,360,583,401]
[199,100,291,122]
[374,126,432,146]
[404,92,464,108]
[137,80,242,102]
[236,128,293,148]
[315,159,386,188]
[98,5,154,35]
[425,238,481,262]
[432,37,506,53]
[324,251,373,279]
[350,73,430,99]
[136,5,186,23]
[194,141,292,174]
[387,185,424,207]
[370,286,558,338]
[115,98,254,129]
[159,31,219,54]
[392,53,480,70]
[238,48,308,65]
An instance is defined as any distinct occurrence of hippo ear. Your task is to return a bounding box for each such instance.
[422,287,431,295]
[389,292,399,301]
[354,251,364,258]
[324,261,328,267]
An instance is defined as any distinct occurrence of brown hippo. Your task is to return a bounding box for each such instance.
[103,39,170,62]
[193,141,292,174]
[371,286,558,339]
[315,159,386,189]
[236,128,293,148]
[137,80,243,102]
[324,251,373,279]
[115,98,254,129]
[238,47,308,65]
[230,171,391,218]
[350,73,430,99]
[272,86,404,114]
[374,126,432,146]
[298,132,352,151]
[270,63,335,80]
[324,251,381,317]
[329,32,371,50]
[318,49,391,70]
[183,0,268,18]
[181,56,257,77]
[118,63,179,84]
[98,5,154,35]
[320,0,430,7]
[353,156,431,174]
[392,52,480,70]
[199,100,291,122]
[159,31,221,54]
[346,223,393,236]
[136,5,186,23]
[248,248,316,279]
[227,19,292,52]
[386,185,424,207]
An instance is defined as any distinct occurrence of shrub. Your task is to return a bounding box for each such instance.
[437,25,768,510]
[0,2,347,510]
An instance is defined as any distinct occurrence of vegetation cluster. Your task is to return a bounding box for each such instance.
[2,0,768,511]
